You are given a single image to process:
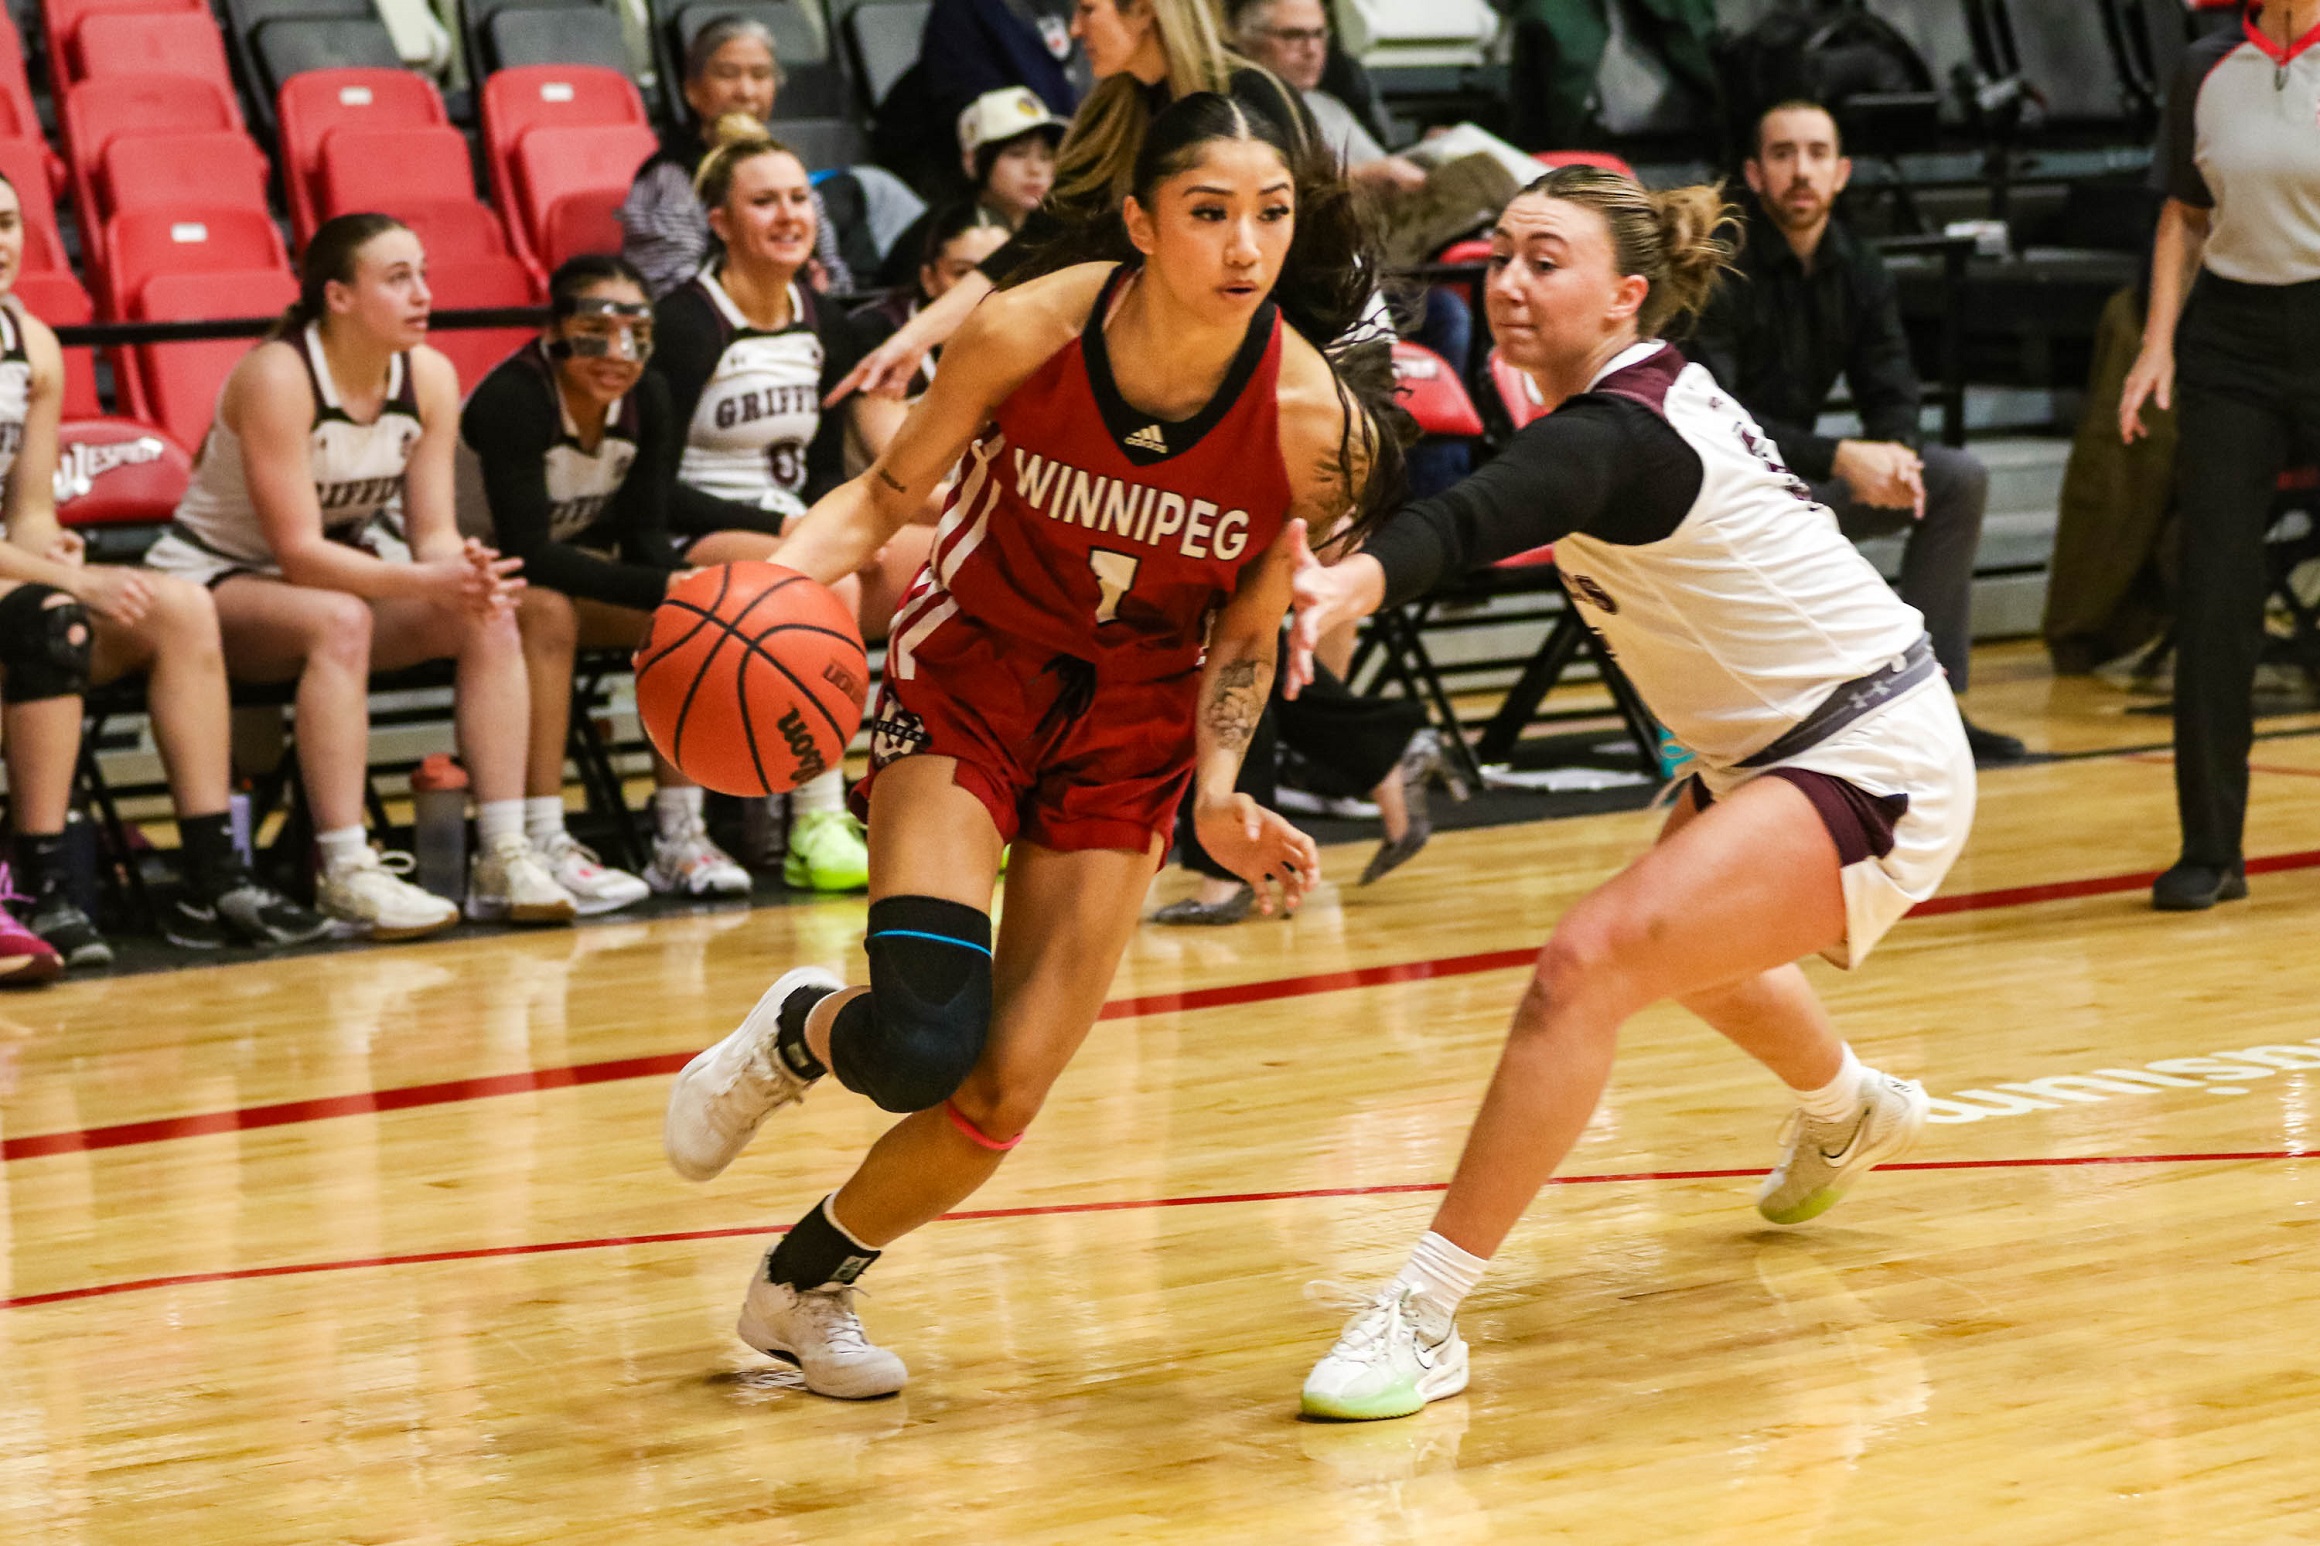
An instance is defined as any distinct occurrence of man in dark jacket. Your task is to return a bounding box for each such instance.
[1694,100,2025,764]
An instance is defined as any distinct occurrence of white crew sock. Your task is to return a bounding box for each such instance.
[1794,1044,1866,1122]
[1392,1230,1490,1322]
[789,768,844,819]
[316,825,369,875]
[655,785,705,839]
[475,799,524,849]
[524,796,567,846]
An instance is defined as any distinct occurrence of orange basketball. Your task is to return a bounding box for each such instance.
[632,562,869,797]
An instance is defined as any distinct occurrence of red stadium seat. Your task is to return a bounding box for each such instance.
[0,10,41,156]
[131,268,297,451]
[64,75,242,292]
[13,270,104,418]
[102,131,272,219]
[104,206,290,320]
[54,417,195,527]
[68,10,237,96]
[424,253,538,391]
[1391,341,1483,439]
[1488,348,1548,431]
[40,0,206,118]
[277,69,450,243]
[317,124,478,219]
[481,66,649,266]
[395,200,514,261]
[507,122,656,275]
[0,138,74,272]
[540,188,623,267]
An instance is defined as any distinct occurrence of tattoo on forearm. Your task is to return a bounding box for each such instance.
[1204,659,1266,750]
[876,467,907,493]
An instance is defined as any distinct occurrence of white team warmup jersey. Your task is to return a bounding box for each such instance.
[154,324,421,578]
[673,271,824,519]
[1554,341,1932,769]
[0,305,31,489]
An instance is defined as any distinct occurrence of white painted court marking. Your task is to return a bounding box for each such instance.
[1925,1038,2320,1123]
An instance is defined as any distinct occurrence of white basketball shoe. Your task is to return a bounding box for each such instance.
[1756,1069,1931,1225]
[663,967,842,1181]
[1301,1285,1470,1421]
[536,831,649,915]
[737,1257,907,1399]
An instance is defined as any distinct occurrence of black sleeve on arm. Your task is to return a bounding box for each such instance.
[611,372,687,574]
[650,287,722,431]
[1846,247,1923,449]
[1363,398,1704,609]
[804,306,869,500]
[466,368,672,613]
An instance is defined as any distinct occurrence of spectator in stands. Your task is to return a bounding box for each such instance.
[620,16,917,298]
[1694,101,2025,766]
[0,177,328,967]
[652,126,934,893]
[461,256,805,909]
[840,0,1321,398]
[2121,0,2320,911]
[1229,0,1421,192]
[144,214,579,938]
[920,0,1089,135]
[860,202,1014,395]
[877,87,1064,287]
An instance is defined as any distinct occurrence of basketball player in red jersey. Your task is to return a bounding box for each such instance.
[661,92,1403,1398]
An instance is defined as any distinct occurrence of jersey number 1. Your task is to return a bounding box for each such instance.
[1088,549,1140,624]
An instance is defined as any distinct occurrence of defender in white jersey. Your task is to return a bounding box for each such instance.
[1291,168,1975,1420]
[145,214,577,938]
[646,125,934,892]
[0,171,326,964]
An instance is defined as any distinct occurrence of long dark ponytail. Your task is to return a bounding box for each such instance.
[272,212,409,341]
[1006,91,1408,545]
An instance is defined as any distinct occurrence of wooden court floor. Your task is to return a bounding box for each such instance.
[4,645,2319,1544]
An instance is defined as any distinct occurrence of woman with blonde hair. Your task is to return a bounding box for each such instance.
[647,121,927,893]
[834,0,1316,399]
[1290,167,1975,1419]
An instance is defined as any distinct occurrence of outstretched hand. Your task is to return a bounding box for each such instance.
[1283,525,1387,699]
[1193,794,1320,917]
[824,333,926,408]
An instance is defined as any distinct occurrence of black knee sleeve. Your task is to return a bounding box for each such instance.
[0,585,92,704]
[827,895,994,1114]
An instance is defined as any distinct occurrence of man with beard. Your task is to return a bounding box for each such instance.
[1695,101,2024,766]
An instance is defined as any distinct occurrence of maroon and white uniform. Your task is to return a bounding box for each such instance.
[861,264,1292,850]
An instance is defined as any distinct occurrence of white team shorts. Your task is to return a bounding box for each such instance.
[146,518,412,587]
[1693,678,1977,969]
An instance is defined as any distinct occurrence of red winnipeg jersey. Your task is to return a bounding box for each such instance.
[889,265,1293,683]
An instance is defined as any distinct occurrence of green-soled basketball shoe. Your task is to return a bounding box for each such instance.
[783,810,869,893]
[1756,1070,1930,1225]
[1301,1286,1469,1421]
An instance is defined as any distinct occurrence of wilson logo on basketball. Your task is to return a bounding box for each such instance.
[822,660,862,700]
[777,706,829,783]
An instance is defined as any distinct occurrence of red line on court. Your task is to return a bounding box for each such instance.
[16,848,2320,1165]
[3,1148,2302,1311]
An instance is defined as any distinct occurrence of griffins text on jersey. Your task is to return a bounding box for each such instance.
[1009,448,1252,562]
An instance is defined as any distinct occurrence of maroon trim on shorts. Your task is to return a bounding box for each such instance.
[1684,769,1908,867]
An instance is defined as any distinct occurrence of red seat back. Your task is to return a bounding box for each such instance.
[107,206,290,319]
[1488,348,1548,431]
[509,123,656,270]
[424,255,538,392]
[103,131,271,219]
[12,271,103,418]
[69,11,236,94]
[0,11,41,156]
[1391,341,1483,439]
[1436,236,1491,266]
[318,124,477,219]
[54,417,194,527]
[66,75,241,289]
[132,268,296,450]
[541,188,624,267]
[42,0,205,108]
[394,200,512,261]
[482,67,649,264]
[1534,150,1637,179]
[0,138,73,272]
[277,69,449,242]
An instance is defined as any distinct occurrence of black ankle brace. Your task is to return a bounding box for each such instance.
[767,1197,880,1289]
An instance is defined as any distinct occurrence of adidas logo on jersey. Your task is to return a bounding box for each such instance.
[1125,423,1169,455]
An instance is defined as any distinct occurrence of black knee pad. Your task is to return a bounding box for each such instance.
[827,895,994,1114]
[0,584,92,704]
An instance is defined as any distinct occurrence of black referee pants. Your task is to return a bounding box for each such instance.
[2170,272,2320,866]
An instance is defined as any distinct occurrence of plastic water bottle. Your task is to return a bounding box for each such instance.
[410,754,470,902]
[227,786,253,866]
[1654,724,1696,783]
